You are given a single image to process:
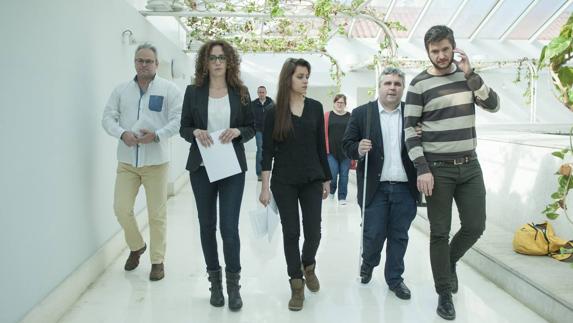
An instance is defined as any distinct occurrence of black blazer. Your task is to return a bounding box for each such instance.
[179,84,255,173]
[342,101,419,208]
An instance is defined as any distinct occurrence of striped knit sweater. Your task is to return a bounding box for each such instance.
[404,67,500,175]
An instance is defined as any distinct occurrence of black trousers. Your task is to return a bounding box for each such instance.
[426,160,486,294]
[271,179,323,279]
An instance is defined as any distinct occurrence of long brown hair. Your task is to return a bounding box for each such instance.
[194,40,250,105]
[273,58,311,141]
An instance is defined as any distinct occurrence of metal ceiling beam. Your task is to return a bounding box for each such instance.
[140,10,317,19]
[353,13,397,56]
[447,0,470,27]
[500,0,540,42]
[407,0,433,41]
[372,0,397,45]
[528,0,573,42]
[347,0,374,37]
[469,0,505,42]
[383,0,397,22]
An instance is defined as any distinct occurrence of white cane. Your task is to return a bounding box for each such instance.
[358,105,372,278]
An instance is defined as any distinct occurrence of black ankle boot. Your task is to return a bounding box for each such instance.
[437,293,456,320]
[226,271,243,311]
[207,269,224,307]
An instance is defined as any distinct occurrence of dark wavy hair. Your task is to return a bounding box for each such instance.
[194,40,249,105]
[424,25,456,51]
[273,58,311,142]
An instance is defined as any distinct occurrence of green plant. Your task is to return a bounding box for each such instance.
[513,57,538,105]
[537,13,573,111]
[183,0,403,92]
[540,12,573,223]
[542,126,573,224]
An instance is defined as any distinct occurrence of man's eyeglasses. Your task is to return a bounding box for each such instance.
[208,55,227,63]
[135,58,156,65]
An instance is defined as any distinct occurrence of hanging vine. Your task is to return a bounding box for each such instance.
[182,0,404,92]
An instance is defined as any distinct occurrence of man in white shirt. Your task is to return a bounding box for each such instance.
[342,67,420,300]
[102,43,182,281]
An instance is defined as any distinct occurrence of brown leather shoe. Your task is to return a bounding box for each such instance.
[149,263,164,281]
[124,244,146,271]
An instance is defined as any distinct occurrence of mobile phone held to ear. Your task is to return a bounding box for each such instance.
[453,52,462,62]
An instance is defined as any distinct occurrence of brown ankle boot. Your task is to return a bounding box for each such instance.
[288,278,305,311]
[303,263,320,292]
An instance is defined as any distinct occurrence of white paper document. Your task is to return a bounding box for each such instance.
[249,193,280,242]
[131,117,155,138]
[197,129,241,182]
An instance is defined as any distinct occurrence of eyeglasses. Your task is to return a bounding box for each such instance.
[208,55,226,63]
[335,101,346,105]
[135,58,156,65]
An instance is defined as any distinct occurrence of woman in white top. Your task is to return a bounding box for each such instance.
[180,40,254,311]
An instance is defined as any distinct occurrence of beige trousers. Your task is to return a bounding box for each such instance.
[113,162,168,264]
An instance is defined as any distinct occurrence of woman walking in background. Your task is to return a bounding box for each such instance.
[259,58,332,311]
[325,94,351,205]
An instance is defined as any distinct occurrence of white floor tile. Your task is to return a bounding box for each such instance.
[58,163,546,323]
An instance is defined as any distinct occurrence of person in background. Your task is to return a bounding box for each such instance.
[179,40,255,311]
[252,85,274,181]
[325,94,351,205]
[259,58,332,311]
[404,25,500,321]
[102,43,182,281]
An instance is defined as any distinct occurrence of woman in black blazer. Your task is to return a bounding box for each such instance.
[258,58,332,311]
[179,40,254,311]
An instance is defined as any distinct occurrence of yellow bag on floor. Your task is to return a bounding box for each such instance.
[513,222,551,256]
[513,222,573,261]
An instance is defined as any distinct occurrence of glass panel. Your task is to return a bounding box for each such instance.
[450,0,497,38]
[477,0,534,39]
[375,0,429,38]
[508,0,568,40]
[537,2,573,40]
[411,0,466,38]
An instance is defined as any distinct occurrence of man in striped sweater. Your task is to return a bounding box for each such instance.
[404,25,499,321]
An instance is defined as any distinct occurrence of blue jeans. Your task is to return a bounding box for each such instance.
[255,131,263,177]
[327,154,350,200]
[190,167,245,273]
[361,182,416,288]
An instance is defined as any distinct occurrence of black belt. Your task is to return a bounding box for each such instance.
[380,181,407,184]
[430,156,477,166]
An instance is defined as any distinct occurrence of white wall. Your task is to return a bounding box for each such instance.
[0,1,191,322]
[477,131,573,238]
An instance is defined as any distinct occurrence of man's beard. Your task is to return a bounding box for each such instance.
[430,56,454,72]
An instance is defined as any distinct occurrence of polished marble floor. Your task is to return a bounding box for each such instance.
[58,165,546,323]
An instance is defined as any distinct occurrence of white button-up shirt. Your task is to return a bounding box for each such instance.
[102,75,183,167]
[378,100,408,182]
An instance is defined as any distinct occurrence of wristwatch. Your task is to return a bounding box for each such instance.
[153,132,160,143]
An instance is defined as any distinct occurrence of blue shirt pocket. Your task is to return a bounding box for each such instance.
[149,95,164,112]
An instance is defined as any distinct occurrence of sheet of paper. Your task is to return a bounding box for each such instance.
[249,192,280,242]
[197,129,241,182]
[267,194,280,242]
[131,117,155,138]
[249,207,268,239]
